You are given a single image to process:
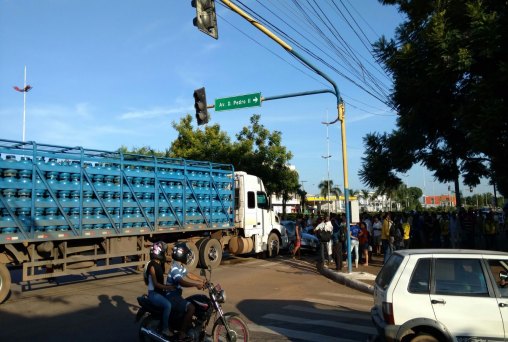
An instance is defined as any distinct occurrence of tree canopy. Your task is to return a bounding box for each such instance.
[360,0,508,201]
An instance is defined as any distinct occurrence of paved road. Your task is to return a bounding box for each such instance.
[0,255,376,341]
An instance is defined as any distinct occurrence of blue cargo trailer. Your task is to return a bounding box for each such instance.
[0,138,244,303]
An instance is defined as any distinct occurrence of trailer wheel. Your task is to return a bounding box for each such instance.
[185,241,199,271]
[266,232,280,258]
[0,263,11,304]
[199,238,223,269]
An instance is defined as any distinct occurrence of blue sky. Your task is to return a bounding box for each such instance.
[0,0,492,197]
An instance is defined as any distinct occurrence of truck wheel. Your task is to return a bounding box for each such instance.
[266,232,280,258]
[199,238,223,269]
[0,263,11,304]
[410,334,439,342]
[185,241,199,271]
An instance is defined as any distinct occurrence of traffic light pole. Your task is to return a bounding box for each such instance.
[220,0,353,273]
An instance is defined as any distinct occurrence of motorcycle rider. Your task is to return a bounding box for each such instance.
[145,241,175,338]
[166,242,206,342]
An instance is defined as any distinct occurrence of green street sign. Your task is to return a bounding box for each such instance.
[214,93,261,112]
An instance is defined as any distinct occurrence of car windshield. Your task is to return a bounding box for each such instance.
[376,253,404,290]
[282,222,295,234]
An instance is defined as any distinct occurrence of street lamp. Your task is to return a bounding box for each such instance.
[322,114,332,213]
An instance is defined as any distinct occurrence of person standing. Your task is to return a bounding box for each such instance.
[315,216,333,266]
[349,222,361,268]
[359,221,370,266]
[381,212,393,264]
[402,214,411,249]
[449,212,460,248]
[372,216,382,255]
[483,211,498,250]
[331,215,344,271]
[292,217,303,259]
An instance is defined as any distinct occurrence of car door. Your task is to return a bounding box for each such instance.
[430,258,504,341]
[486,257,508,339]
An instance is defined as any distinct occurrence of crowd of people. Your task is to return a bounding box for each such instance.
[291,208,506,271]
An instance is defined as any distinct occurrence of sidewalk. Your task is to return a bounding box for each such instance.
[317,254,384,295]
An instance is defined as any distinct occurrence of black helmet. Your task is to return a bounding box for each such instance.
[172,242,191,264]
[150,241,167,262]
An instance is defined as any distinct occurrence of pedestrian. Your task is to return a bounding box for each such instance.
[483,211,498,250]
[372,216,382,255]
[381,212,393,264]
[359,221,370,266]
[331,215,344,271]
[449,212,460,248]
[349,222,361,268]
[292,217,303,259]
[315,216,333,266]
[402,214,411,249]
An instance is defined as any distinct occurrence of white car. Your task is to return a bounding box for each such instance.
[371,249,508,342]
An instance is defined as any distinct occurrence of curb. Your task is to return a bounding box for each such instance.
[317,262,375,295]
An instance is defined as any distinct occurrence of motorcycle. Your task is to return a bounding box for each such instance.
[135,267,250,342]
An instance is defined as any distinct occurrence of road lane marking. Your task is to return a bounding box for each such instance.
[248,323,360,342]
[261,313,377,335]
[303,297,372,312]
[319,292,373,302]
[282,304,371,321]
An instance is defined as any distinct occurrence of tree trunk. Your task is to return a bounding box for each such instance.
[454,177,461,209]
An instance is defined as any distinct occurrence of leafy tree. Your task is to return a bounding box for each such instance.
[235,114,296,197]
[361,1,508,204]
[168,115,234,163]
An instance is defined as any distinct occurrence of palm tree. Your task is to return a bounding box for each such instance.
[349,189,360,198]
[319,180,344,213]
[361,189,371,209]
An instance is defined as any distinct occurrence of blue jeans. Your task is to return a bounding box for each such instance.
[148,290,171,331]
[382,239,392,264]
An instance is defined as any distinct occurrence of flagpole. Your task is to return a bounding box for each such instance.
[23,65,27,142]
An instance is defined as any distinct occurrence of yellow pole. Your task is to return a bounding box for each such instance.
[221,0,292,52]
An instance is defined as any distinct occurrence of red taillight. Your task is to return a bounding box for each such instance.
[382,301,394,325]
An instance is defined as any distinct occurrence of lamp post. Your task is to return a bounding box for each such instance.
[322,113,332,212]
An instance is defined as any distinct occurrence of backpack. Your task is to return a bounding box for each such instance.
[339,226,346,242]
[318,229,332,242]
[143,261,150,285]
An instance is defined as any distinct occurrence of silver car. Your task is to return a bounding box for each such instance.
[280,220,319,253]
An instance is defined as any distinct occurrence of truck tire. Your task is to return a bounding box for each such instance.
[266,232,280,258]
[199,238,223,269]
[0,263,11,304]
[185,241,199,271]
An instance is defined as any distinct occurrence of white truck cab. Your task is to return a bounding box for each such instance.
[233,171,286,257]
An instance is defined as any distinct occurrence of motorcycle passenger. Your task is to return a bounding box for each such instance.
[166,242,206,342]
[145,241,175,338]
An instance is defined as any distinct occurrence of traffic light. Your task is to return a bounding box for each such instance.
[194,87,210,125]
[191,0,218,39]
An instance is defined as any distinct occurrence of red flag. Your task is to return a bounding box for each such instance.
[13,85,32,92]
